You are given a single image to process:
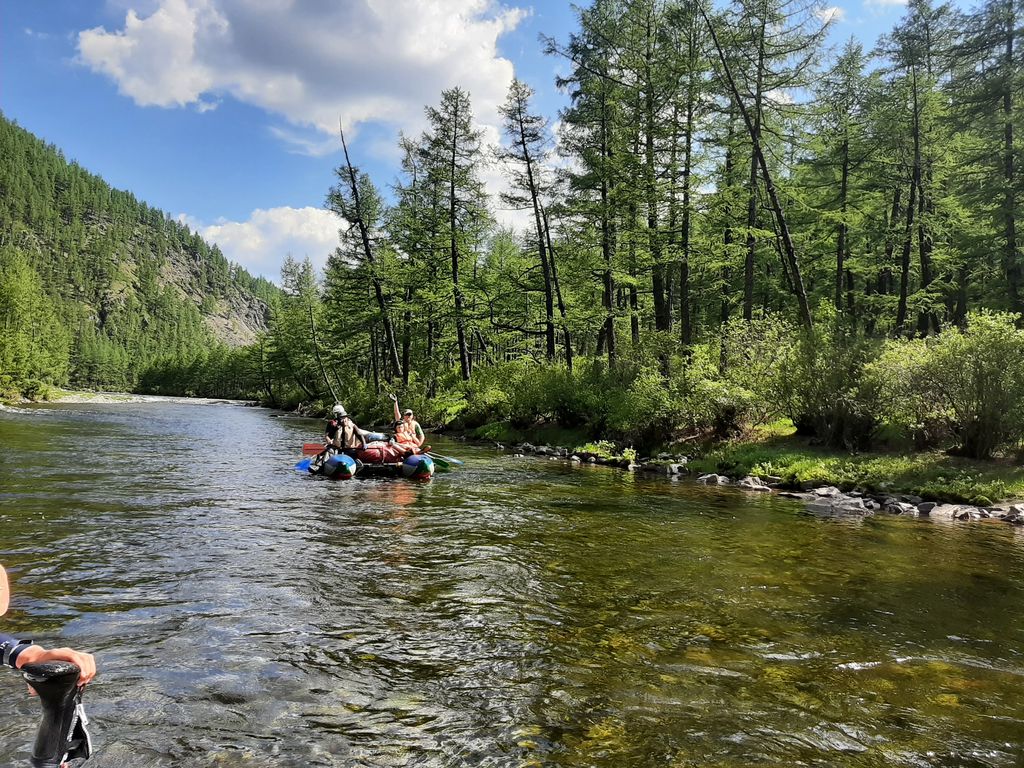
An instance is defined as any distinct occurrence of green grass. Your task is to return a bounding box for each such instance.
[689,429,1024,504]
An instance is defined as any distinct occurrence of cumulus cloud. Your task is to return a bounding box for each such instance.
[77,0,526,146]
[814,5,846,22]
[182,206,342,281]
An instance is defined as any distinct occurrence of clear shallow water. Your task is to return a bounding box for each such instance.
[1,402,1023,767]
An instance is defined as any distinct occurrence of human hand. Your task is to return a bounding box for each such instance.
[388,393,398,402]
[0,565,9,616]
[18,645,97,686]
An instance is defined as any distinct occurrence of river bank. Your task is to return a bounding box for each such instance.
[465,419,1024,513]
[24,389,257,406]
[500,435,1024,526]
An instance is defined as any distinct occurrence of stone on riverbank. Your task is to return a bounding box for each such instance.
[737,476,772,491]
[697,473,731,485]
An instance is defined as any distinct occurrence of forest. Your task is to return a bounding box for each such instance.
[249,0,1024,461]
[6,0,1024,462]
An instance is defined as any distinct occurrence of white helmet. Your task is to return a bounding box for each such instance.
[332,404,347,416]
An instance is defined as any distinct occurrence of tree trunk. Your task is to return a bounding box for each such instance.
[600,89,617,364]
[720,122,736,374]
[647,64,669,332]
[514,107,557,361]
[1004,0,1021,313]
[402,287,412,387]
[680,74,695,346]
[629,200,640,345]
[895,177,918,336]
[448,101,471,381]
[743,10,767,323]
[541,204,573,371]
[338,123,403,380]
[701,5,812,329]
[369,330,380,393]
[835,137,849,312]
[881,186,901,298]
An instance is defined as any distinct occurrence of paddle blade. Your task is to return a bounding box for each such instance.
[428,452,463,466]
[425,453,450,470]
[303,443,326,455]
[295,458,313,472]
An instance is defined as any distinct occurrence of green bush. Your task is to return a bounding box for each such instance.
[872,311,1024,458]
[867,338,951,450]
[607,366,676,446]
[719,315,796,427]
[778,318,880,450]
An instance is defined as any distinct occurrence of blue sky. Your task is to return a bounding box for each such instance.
[2,0,927,281]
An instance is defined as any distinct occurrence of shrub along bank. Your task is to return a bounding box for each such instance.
[411,311,1024,504]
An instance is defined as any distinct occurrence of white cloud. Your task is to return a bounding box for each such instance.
[77,0,526,149]
[814,5,846,22]
[182,206,341,281]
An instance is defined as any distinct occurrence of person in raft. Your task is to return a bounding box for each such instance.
[325,404,369,453]
[389,393,425,452]
[0,564,96,686]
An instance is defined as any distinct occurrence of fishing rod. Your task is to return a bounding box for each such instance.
[21,661,92,767]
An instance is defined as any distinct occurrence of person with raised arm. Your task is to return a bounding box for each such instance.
[389,393,425,452]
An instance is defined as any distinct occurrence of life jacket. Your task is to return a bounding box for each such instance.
[395,419,422,447]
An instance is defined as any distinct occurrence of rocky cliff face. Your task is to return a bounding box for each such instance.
[157,251,269,347]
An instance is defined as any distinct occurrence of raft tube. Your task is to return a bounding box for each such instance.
[322,452,357,480]
[401,454,434,479]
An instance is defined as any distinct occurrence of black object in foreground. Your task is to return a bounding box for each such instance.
[21,661,92,767]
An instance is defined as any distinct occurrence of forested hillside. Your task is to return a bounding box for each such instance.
[257,0,1024,459]
[0,115,278,398]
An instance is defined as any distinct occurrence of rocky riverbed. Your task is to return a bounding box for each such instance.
[504,440,1024,527]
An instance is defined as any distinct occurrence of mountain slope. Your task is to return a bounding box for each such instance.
[0,114,280,393]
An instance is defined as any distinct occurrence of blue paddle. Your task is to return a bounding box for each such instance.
[295,457,313,472]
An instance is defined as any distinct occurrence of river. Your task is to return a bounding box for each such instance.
[0,400,1022,767]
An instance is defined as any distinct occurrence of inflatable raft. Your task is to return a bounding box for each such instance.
[311,442,435,480]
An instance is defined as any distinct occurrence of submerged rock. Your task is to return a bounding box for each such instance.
[805,496,871,516]
[737,476,771,491]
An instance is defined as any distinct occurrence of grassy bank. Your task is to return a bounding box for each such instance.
[688,427,1024,505]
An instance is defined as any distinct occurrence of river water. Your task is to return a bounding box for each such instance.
[1,401,1023,767]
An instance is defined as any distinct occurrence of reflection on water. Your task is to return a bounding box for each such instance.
[1,402,1023,766]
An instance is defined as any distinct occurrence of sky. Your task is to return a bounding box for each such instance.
[2,0,927,283]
